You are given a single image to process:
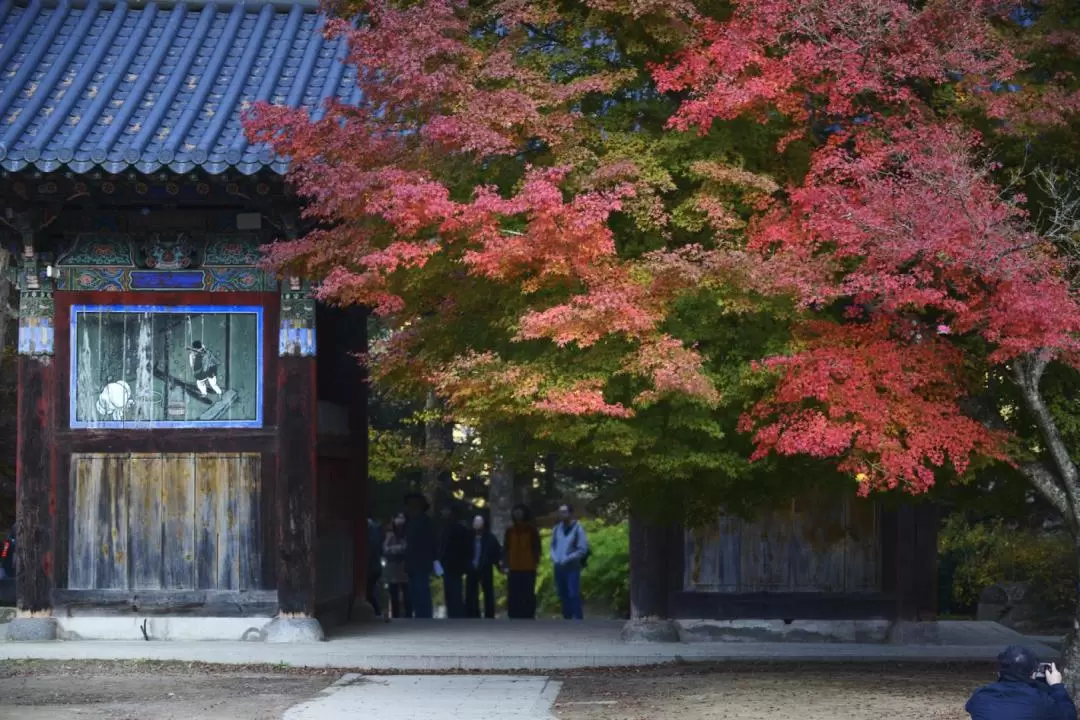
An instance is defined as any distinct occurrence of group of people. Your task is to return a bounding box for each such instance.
[365,494,590,621]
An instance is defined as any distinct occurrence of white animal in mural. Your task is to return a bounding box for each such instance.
[96,380,133,421]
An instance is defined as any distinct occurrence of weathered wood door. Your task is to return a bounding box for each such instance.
[684,494,880,593]
[68,453,262,591]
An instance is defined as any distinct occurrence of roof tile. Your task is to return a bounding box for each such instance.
[0,0,358,175]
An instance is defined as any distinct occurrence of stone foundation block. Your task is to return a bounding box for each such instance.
[264,616,325,643]
[6,616,58,642]
[621,618,680,643]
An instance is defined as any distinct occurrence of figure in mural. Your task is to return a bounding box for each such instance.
[187,340,224,397]
[96,380,133,421]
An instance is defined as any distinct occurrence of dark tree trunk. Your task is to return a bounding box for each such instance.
[276,356,317,616]
[15,355,55,613]
[489,458,514,542]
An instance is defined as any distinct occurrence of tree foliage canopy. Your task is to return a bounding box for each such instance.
[248,0,1080,523]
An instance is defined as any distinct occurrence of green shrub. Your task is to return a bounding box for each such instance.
[493,519,630,618]
[939,515,1076,616]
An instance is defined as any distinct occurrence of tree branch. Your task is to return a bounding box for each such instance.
[1020,461,1078,533]
[1012,355,1080,524]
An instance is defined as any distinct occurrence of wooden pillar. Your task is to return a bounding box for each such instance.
[629,516,676,619]
[276,275,317,616]
[15,245,57,614]
[893,504,917,620]
[913,503,939,620]
[345,307,369,605]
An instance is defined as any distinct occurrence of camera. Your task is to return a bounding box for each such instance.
[1034,663,1054,682]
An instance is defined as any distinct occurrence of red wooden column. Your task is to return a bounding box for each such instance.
[12,242,60,640]
[346,308,370,613]
[275,275,319,623]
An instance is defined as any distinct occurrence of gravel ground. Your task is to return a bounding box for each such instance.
[0,660,998,720]
[553,663,996,720]
[0,661,338,720]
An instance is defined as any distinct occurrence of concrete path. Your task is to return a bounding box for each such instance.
[283,675,561,720]
[0,620,1060,670]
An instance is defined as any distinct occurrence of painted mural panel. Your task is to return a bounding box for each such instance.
[70,305,263,429]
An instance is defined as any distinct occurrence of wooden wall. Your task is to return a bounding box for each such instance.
[68,453,262,592]
[683,494,880,594]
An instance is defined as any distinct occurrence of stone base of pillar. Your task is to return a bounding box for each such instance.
[263,616,325,643]
[350,597,377,622]
[6,616,58,642]
[620,618,680,643]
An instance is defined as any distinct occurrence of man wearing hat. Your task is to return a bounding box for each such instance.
[966,645,1076,719]
[188,340,223,397]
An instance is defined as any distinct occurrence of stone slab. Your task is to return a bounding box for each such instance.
[265,617,326,643]
[283,675,561,720]
[6,617,58,642]
[56,616,271,641]
[621,619,679,643]
[0,622,1061,669]
[677,619,892,644]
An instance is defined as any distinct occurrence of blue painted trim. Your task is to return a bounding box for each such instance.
[69,304,265,430]
[128,270,206,290]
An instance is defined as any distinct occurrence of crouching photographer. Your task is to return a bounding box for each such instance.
[967,645,1077,720]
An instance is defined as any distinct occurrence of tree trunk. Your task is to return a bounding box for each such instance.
[1012,356,1080,689]
[421,391,448,502]
[1064,554,1080,698]
[489,457,514,542]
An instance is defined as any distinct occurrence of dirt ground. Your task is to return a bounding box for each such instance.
[0,660,996,720]
[553,663,995,720]
[0,661,338,720]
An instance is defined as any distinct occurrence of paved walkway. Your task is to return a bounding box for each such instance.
[0,620,1060,670]
[282,675,561,720]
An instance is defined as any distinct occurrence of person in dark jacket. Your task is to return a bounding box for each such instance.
[503,504,541,619]
[382,513,410,619]
[465,515,502,619]
[365,518,384,617]
[438,504,472,619]
[404,492,437,618]
[966,645,1077,720]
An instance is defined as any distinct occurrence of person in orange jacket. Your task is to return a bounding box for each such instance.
[503,504,541,619]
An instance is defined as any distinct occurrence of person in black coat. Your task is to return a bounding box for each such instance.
[365,518,384,617]
[438,504,472,619]
[966,645,1077,720]
[465,514,502,619]
[404,492,437,618]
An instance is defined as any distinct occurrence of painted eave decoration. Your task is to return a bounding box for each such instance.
[0,0,361,176]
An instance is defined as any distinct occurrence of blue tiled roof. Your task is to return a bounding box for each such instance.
[0,0,361,175]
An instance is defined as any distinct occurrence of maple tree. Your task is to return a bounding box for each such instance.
[249,0,820,523]
[650,0,1080,672]
[250,0,1080,649]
